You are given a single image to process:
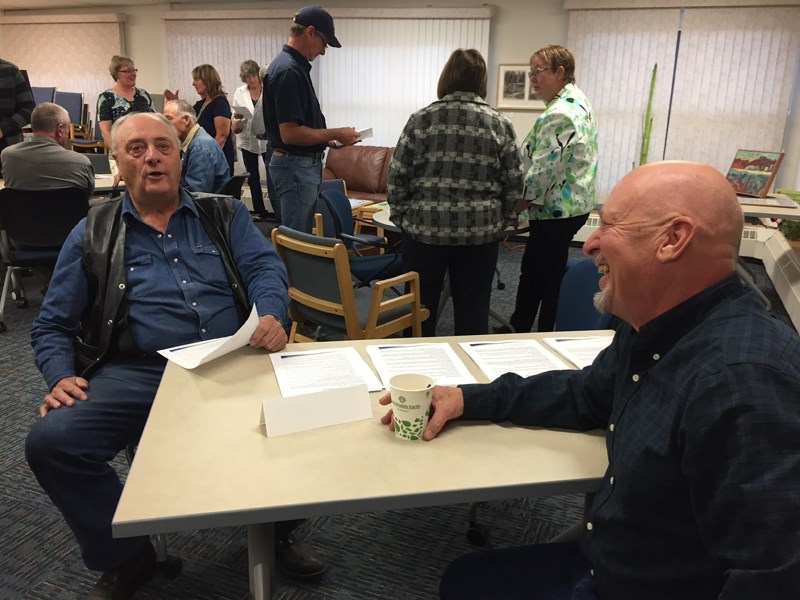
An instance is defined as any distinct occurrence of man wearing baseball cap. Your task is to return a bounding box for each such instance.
[263,5,361,233]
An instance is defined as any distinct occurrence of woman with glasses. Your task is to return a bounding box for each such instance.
[388,49,523,336]
[191,64,235,177]
[96,55,154,148]
[497,44,598,334]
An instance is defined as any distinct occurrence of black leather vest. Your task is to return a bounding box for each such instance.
[74,194,250,377]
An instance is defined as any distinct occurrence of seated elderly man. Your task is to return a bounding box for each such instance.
[163,98,230,194]
[25,112,325,600]
[380,161,800,599]
[1,101,94,194]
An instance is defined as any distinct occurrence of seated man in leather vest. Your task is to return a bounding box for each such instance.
[25,112,325,600]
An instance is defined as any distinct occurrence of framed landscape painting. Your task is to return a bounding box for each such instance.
[496,64,546,111]
[725,149,784,198]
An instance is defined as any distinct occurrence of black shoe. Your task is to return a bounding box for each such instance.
[492,325,513,334]
[87,541,157,600]
[276,539,327,580]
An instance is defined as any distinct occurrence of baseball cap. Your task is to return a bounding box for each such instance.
[293,6,341,48]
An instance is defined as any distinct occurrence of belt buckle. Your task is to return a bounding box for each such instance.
[273,149,286,157]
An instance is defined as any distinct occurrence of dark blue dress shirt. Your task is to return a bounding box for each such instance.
[460,274,800,599]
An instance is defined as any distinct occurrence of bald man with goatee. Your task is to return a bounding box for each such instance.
[382,161,800,600]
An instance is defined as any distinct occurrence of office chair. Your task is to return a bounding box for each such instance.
[220,173,248,199]
[70,120,106,154]
[271,225,429,341]
[0,187,89,333]
[553,258,613,331]
[466,257,611,546]
[319,189,403,286]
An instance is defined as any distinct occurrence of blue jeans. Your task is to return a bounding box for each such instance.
[268,152,323,233]
[439,541,598,600]
[25,359,165,571]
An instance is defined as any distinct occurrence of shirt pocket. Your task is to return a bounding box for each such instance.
[124,254,156,298]
[191,242,229,288]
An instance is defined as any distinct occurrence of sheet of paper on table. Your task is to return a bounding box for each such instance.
[459,339,570,381]
[365,342,476,389]
[157,304,259,369]
[268,347,383,397]
[542,335,614,369]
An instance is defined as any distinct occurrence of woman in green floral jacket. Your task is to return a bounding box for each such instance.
[501,44,598,333]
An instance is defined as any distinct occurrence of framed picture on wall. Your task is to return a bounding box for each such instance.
[725,149,784,198]
[496,64,546,111]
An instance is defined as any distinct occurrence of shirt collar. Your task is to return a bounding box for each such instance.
[283,44,311,71]
[121,187,199,223]
[633,273,746,356]
[181,123,202,153]
[437,91,490,106]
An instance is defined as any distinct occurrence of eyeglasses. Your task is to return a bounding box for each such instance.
[118,68,138,74]
[528,67,550,79]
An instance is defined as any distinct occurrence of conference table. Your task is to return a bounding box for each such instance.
[112,332,608,599]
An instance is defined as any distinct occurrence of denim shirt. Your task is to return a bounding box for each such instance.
[459,274,800,598]
[31,189,288,389]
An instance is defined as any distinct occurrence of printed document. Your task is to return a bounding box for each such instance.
[366,343,476,389]
[268,347,383,397]
[232,105,253,119]
[542,335,614,369]
[158,305,259,369]
[459,340,570,381]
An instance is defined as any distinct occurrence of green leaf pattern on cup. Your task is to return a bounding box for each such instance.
[393,406,431,440]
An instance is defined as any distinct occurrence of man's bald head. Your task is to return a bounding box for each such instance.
[584,161,744,329]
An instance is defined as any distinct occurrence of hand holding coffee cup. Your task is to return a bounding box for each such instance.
[388,373,434,441]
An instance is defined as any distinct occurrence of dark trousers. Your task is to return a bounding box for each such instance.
[25,358,298,572]
[439,541,598,600]
[510,214,589,333]
[402,235,498,337]
[241,148,269,215]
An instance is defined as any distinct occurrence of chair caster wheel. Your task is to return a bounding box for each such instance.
[15,297,29,308]
[466,522,489,546]
[157,556,183,579]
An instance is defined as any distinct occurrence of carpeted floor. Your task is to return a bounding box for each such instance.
[0,231,793,599]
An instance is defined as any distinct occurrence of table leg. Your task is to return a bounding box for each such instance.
[247,522,275,600]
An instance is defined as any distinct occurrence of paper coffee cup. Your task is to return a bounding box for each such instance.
[389,373,434,441]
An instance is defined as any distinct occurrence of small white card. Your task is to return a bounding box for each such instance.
[260,384,372,437]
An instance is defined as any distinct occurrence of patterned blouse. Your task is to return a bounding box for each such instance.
[522,83,598,220]
[96,87,153,123]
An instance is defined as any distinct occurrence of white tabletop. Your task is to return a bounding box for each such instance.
[113,332,608,598]
[114,332,607,537]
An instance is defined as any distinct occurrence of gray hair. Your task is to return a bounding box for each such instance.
[165,99,197,124]
[31,102,69,133]
[110,112,179,155]
[239,59,260,82]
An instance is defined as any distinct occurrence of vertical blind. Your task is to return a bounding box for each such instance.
[568,9,680,199]
[318,17,490,147]
[569,6,800,200]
